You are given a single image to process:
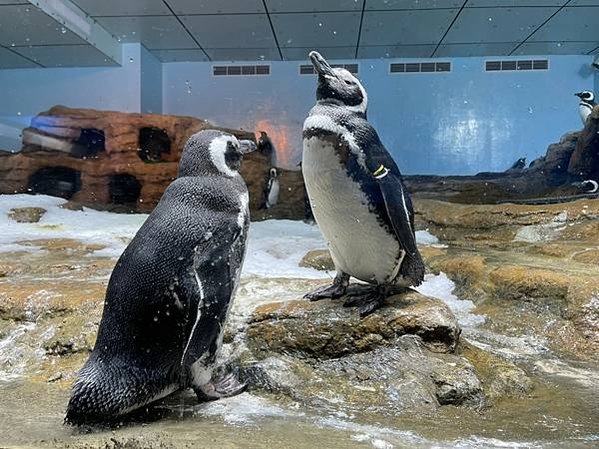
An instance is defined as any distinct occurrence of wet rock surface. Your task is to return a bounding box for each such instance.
[8,206,47,223]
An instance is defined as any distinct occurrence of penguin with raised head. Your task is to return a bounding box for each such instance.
[507,157,526,171]
[575,91,596,125]
[302,51,425,316]
[261,167,280,209]
[66,130,253,424]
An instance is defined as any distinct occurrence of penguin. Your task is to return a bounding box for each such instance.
[257,131,275,164]
[302,51,425,317]
[507,157,526,171]
[572,179,599,193]
[65,130,253,424]
[261,167,280,209]
[575,91,596,125]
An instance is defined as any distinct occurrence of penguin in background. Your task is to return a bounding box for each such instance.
[66,130,253,424]
[302,51,425,316]
[507,157,526,171]
[261,167,280,209]
[575,91,596,125]
[572,179,599,193]
[257,131,276,165]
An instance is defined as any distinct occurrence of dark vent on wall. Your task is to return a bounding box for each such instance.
[299,63,359,75]
[390,61,451,74]
[213,65,270,76]
[485,59,549,72]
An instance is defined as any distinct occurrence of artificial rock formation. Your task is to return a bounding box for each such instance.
[0,106,308,218]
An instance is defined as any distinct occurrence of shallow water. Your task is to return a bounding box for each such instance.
[0,195,598,448]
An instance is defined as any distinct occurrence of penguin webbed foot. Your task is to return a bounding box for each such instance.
[304,283,346,301]
[343,291,385,317]
[194,371,247,402]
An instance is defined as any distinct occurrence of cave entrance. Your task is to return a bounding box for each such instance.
[28,166,82,199]
[73,128,105,158]
[109,174,141,205]
[138,127,170,162]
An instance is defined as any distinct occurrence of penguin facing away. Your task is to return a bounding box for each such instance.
[66,130,253,424]
[302,51,425,316]
[508,157,526,171]
[264,167,280,209]
[575,90,596,125]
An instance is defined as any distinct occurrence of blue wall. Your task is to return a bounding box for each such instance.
[141,47,163,115]
[163,55,593,175]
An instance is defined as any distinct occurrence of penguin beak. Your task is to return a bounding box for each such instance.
[309,51,335,78]
[238,139,257,154]
[575,92,584,98]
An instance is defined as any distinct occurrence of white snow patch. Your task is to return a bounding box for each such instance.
[195,392,293,425]
[415,273,485,327]
[513,212,568,243]
[415,229,440,246]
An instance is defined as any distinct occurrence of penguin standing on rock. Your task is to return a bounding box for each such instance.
[575,91,596,125]
[507,157,526,172]
[302,51,425,316]
[66,130,253,424]
[261,167,280,209]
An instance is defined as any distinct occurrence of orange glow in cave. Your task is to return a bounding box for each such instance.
[255,119,294,168]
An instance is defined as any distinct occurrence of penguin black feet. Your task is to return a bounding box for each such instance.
[194,371,247,402]
[304,272,350,301]
[343,291,385,317]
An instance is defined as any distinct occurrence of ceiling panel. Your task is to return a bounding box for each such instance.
[14,44,119,67]
[0,4,87,46]
[96,16,197,49]
[443,7,558,44]
[204,47,281,61]
[0,0,28,3]
[361,9,458,45]
[266,0,363,13]
[0,46,38,68]
[69,0,171,17]
[167,0,265,15]
[435,42,517,57]
[466,0,565,6]
[151,49,209,62]
[357,44,437,58]
[514,41,599,55]
[272,12,361,47]
[181,14,276,49]
[366,0,463,9]
[530,6,599,42]
[569,0,599,4]
[282,46,356,60]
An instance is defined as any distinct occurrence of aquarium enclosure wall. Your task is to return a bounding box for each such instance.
[0,1,598,448]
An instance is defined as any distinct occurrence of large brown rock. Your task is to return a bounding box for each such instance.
[0,106,308,218]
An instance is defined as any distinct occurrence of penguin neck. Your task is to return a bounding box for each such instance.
[316,99,367,119]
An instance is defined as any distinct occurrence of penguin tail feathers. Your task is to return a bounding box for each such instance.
[400,251,426,287]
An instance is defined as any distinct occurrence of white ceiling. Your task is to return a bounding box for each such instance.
[0,0,598,68]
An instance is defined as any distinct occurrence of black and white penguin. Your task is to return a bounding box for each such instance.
[65,130,253,424]
[508,157,526,171]
[262,167,280,209]
[257,131,275,164]
[302,51,425,316]
[575,90,596,125]
[572,179,599,193]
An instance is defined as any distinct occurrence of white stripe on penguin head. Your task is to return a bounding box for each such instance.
[209,134,239,177]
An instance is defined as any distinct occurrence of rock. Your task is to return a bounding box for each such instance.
[568,105,599,179]
[0,106,308,218]
[299,249,335,271]
[490,266,570,302]
[8,207,46,223]
[247,290,461,358]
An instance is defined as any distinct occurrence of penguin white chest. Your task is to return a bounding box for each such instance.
[579,103,592,125]
[267,179,279,208]
[303,136,401,284]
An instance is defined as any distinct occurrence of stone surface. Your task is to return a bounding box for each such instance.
[8,207,46,223]
[298,249,335,271]
[0,106,308,219]
[247,291,461,357]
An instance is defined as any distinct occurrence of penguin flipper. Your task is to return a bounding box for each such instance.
[180,223,244,371]
[376,172,425,286]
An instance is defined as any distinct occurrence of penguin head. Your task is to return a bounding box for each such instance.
[309,51,368,114]
[179,130,255,178]
[575,90,595,103]
[269,167,278,178]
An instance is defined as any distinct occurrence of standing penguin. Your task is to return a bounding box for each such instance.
[507,157,526,172]
[575,91,596,125]
[302,51,425,316]
[66,130,252,424]
[262,167,280,209]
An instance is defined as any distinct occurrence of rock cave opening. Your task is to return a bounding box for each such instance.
[73,128,105,158]
[109,174,141,205]
[138,127,171,162]
[28,166,82,199]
